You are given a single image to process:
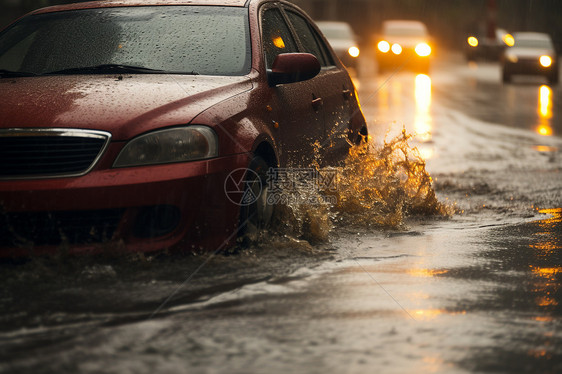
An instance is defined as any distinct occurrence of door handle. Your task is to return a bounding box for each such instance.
[312,97,323,111]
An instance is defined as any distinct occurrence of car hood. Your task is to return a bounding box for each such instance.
[508,47,554,58]
[0,74,252,140]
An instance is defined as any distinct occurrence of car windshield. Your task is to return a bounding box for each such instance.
[0,6,251,76]
[384,24,427,37]
[514,38,553,49]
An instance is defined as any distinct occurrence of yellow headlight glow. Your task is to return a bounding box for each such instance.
[467,36,479,47]
[348,46,360,58]
[378,40,390,53]
[391,43,402,55]
[540,55,552,68]
[415,43,431,57]
[503,34,515,47]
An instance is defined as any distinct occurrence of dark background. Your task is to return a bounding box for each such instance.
[1,0,562,51]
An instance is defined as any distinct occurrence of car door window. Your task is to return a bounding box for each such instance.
[261,8,298,69]
[284,11,333,67]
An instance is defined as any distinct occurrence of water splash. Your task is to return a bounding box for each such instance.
[270,130,452,242]
[330,130,451,226]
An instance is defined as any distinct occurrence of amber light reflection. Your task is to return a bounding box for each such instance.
[414,74,433,158]
[537,85,553,136]
[529,209,561,321]
[375,77,403,125]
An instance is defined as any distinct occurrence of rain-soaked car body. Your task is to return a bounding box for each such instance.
[0,0,367,257]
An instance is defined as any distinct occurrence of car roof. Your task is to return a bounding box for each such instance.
[30,0,250,15]
[513,32,552,41]
[316,21,352,29]
[316,21,354,33]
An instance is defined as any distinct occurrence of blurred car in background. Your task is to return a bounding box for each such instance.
[316,21,360,70]
[464,27,513,61]
[375,20,432,74]
[501,32,559,84]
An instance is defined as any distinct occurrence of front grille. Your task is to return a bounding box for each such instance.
[0,209,124,247]
[0,129,111,179]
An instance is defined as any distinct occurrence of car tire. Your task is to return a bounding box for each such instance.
[237,156,274,243]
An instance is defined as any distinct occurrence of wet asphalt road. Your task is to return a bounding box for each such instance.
[1,52,561,373]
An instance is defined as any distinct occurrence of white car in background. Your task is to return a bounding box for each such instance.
[316,21,360,69]
[501,32,559,84]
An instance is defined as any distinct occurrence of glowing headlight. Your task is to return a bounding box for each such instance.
[391,43,402,55]
[113,126,218,167]
[467,36,479,47]
[503,34,515,47]
[348,46,360,58]
[378,40,390,53]
[415,43,431,57]
[540,55,552,68]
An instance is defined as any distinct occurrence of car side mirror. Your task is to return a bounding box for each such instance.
[267,53,321,86]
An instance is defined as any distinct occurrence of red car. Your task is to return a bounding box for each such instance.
[0,0,367,256]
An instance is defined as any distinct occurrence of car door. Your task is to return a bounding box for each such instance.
[261,6,324,167]
[283,7,356,165]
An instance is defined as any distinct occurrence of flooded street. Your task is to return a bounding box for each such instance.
[1,52,561,373]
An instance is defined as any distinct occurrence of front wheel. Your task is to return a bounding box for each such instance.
[237,156,274,243]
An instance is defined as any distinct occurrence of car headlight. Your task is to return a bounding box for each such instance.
[113,126,218,167]
[467,36,479,47]
[540,55,552,68]
[391,43,402,55]
[377,40,390,53]
[415,43,431,57]
[348,46,360,58]
[503,34,515,47]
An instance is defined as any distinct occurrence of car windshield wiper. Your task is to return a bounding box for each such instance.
[43,64,197,75]
[0,69,38,78]
[44,64,166,75]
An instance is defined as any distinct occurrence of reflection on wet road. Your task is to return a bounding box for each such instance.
[1,52,561,373]
[538,85,553,137]
[435,57,561,140]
